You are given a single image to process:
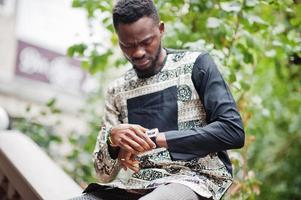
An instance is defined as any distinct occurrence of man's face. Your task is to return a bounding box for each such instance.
[116,17,164,76]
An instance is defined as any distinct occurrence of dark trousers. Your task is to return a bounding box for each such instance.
[70,183,144,200]
[69,183,211,200]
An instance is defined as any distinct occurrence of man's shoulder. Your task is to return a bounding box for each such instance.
[106,68,137,95]
[166,48,208,64]
[166,48,208,55]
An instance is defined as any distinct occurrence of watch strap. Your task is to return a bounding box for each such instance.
[150,135,158,148]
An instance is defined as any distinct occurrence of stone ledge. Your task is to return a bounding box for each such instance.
[0,130,82,200]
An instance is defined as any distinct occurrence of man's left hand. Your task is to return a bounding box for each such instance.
[118,149,139,172]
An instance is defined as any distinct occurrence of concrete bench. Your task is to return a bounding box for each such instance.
[0,130,83,200]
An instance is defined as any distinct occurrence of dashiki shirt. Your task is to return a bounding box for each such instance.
[93,49,245,200]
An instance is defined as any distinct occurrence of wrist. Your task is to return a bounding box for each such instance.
[156,132,168,148]
[146,128,159,148]
[107,127,118,147]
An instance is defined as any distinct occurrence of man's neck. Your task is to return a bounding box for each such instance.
[152,47,167,74]
[157,48,167,70]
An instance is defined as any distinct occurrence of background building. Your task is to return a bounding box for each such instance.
[0,0,100,135]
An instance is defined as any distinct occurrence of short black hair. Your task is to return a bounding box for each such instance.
[113,0,159,29]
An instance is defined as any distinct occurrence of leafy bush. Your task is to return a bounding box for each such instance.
[12,0,301,199]
[67,1,301,199]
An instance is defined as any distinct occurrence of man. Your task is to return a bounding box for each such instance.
[74,0,245,199]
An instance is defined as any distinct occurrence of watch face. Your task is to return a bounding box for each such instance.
[146,128,159,137]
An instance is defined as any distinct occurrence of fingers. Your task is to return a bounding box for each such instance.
[125,162,139,172]
[135,124,148,132]
[119,151,139,172]
[111,124,155,152]
[120,130,145,153]
[118,150,127,170]
[118,128,153,152]
[130,125,156,150]
[120,161,139,172]
[125,151,132,161]
[121,157,139,172]
[119,141,139,154]
[126,125,155,151]
[111,128,142,152]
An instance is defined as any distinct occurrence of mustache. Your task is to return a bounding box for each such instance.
[131,55,149,62]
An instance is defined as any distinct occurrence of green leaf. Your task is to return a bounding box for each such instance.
[240,81,251,91]
[46,98,56,108]
[72,0,83,8]
[229,72,237,83]
[81,60,90,71]
[67,44,87,57]
[51,108,61,114]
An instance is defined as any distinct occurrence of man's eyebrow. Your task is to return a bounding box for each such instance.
[119,34,154,46]
[119,40,131,46]
[140,35,154,42]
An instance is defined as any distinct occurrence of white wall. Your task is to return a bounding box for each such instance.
[16,0,90,54]
[0,0,17,81]
[0,0,99,135]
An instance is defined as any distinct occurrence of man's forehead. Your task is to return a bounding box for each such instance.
[116,17,158,42]
[116,17,159,34]
[119,33,154,46]
[116,16,157,30]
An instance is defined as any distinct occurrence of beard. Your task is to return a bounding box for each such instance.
[133,43,162,78]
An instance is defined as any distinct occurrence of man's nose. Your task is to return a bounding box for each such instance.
[132,46,146,60]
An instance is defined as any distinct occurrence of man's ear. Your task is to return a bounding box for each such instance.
[159,21,165,34]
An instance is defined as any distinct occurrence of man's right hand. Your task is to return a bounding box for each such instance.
[110,124,156,154]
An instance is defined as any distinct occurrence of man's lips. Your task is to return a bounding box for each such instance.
[133,59,150,67]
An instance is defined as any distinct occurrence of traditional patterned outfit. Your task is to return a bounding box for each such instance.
[92,50,245,200]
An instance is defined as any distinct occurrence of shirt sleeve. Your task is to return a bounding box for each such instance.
[165,53,245,159]
[93,87,122,183]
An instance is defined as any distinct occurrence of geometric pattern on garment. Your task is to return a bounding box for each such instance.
[94,50,233,200]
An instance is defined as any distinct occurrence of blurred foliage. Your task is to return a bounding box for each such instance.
[11,98,62,151]
[67,0,301,199]
[10,97,101,188]
[12,0,300,199]
[64,92,104,187]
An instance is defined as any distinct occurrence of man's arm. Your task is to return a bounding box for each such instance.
[158,53,245,159]
[93,87,143,182]
[93,127,122,183]
[93,87,156,182]
[93,88,123,183]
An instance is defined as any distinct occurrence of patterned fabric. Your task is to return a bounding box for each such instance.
[93,50,232,200]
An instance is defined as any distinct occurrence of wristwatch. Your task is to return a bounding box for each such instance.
[146,128,159,148]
